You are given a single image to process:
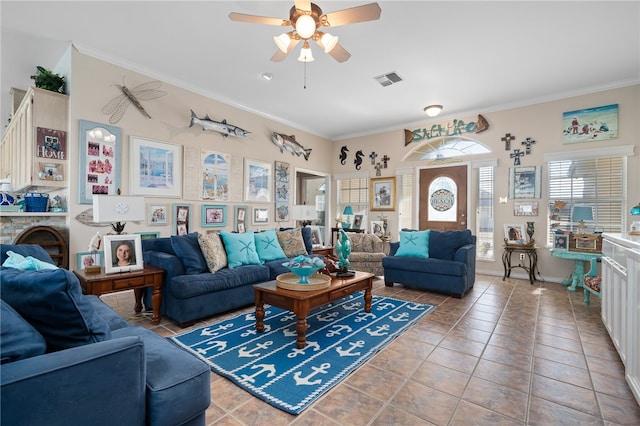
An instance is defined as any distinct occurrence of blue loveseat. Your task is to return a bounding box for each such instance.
[382,229,477,297]
[142,228,317,326]
[0,244,211,426]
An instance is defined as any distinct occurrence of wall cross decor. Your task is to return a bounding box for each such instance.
[369,151,377,165]
[501,133,516,150]
[381,155,390,168]
[510,149,525,166]
[374,162,383,176]
[521,137,536,154]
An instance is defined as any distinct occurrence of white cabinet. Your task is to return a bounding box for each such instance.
[602,233,640,406]
[0,87,68,191]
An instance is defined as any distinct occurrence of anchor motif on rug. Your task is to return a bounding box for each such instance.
[342,302,361,311]
[317,312,340,322]
[241,324,270,337]
[375,302,396,311]
[389,312,410,322]
[366,324,390,336]
[294,362,331,385]
[336,340,365,357]
[241,364,276,384]
[354,312,376,322]
[326,324,353,337]
[287,341,320,358]
[196,340,227,356]
[238,341,273,358]
[200,323,234,336]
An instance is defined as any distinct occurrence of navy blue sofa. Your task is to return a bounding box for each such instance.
[142,228,317,326]
[382,229,477,297]
[0,244,211,426]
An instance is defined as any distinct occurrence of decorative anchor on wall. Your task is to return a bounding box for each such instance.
[374,162,383,176]
[381,155,390,168]
[369,151,377,165]
[510,149,525,166]
[501,133,516,151]
[521,137,536,154]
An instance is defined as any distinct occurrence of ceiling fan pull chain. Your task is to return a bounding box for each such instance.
[303,61,307,89]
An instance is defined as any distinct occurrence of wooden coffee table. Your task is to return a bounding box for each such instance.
[254,271,374,348]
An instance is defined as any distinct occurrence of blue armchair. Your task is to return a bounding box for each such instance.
[382,229,476,297]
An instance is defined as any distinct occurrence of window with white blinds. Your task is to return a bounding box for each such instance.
[398,173,413,234]
[547,156,625,245]
[476,166,495,261]
[337,177,368,216]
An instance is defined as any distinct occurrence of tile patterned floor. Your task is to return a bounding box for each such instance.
[102,274,640,425]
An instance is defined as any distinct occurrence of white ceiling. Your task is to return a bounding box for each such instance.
[2,1,639,141]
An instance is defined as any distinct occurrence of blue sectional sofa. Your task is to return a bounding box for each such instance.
[142,228,317,326]
[0,244,211,426]
[382,229,477,297]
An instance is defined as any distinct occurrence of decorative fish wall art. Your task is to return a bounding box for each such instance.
[189,110,250,138]
[271,132,312,160]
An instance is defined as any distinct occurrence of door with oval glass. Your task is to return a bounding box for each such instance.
[419,165,468,231]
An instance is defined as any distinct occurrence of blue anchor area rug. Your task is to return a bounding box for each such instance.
[169,292,436,414]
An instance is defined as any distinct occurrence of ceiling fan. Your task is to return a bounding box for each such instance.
[229,1,381,63]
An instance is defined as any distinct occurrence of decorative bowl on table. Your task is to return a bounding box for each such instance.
[282,256,325,284]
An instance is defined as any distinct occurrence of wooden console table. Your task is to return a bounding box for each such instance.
[74,264,164,324]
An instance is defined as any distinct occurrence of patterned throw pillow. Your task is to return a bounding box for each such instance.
[276,228,308,258]
[197,232,227,273]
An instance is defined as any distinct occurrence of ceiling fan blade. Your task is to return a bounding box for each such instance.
[328,43,351,63]
[228,12,287,26]
[322,3,382,27]
[294,0,311,12]
[271,39,300,62]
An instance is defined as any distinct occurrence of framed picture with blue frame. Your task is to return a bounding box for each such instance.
[202,204,227,227]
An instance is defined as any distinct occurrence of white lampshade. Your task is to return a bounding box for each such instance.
[274,32,291,53]
[291,204,317,221]
[319,32,339,53]
[297,41,314,62]
[295,14,316,39]
[424,105,443,117]
[93,195,145,233]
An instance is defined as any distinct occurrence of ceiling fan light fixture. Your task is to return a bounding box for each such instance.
[295,14,316,39]
[319,32,339,53]
[274,32,291,53]
[298,40,314,62]
[424,104,443,117]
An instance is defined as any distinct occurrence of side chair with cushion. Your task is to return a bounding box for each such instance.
[345,232,386,276]
[583,256,601,305]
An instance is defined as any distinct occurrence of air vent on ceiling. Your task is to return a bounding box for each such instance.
[374,71,403,87]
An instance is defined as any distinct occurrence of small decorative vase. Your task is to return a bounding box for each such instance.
[382,219,388,236]
[526,222,535,243]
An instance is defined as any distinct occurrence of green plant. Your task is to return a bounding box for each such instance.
[30,66,65,93]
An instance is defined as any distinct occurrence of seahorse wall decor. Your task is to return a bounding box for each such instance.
[339,145,349,165]
[354,150,364,170]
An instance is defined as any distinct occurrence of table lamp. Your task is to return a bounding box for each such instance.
[342,205,354,229]
[93,195,145,234]
[291,204,316,227]
[630,202,640,235]
[571,205,593,234]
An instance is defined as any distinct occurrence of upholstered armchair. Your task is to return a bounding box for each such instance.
[344,232,386,276]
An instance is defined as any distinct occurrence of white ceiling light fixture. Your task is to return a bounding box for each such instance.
[424,105,443,117]
[297,40,314,62]
[274,32,292,53]
[317,32,339,53]
[295,14,316,39]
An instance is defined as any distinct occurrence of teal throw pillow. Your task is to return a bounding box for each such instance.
[220,231,263,268]
[254,229,287,262]
[2,250,59,271]
[395,230,430,258]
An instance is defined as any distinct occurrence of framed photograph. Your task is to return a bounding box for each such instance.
[504,224,526,245]
[173,203,191,235]
[562,104,618,144]
[78,120,121,204]
[136,231,160,240]
[553,234,569,250]
[370,220,384,236]
[253,207,269,225]
[147,203,168,225]
[77,251,103,270]
[103,234,143,274]
[244,158,272,203]
[202,204,227,227]
[352,214,364,229]
[130,136,182,197]
[309,225,324,246]
[509,166,541,199]
[235,205,248,233]
[370,177,396,211]
[513,201,539,216]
